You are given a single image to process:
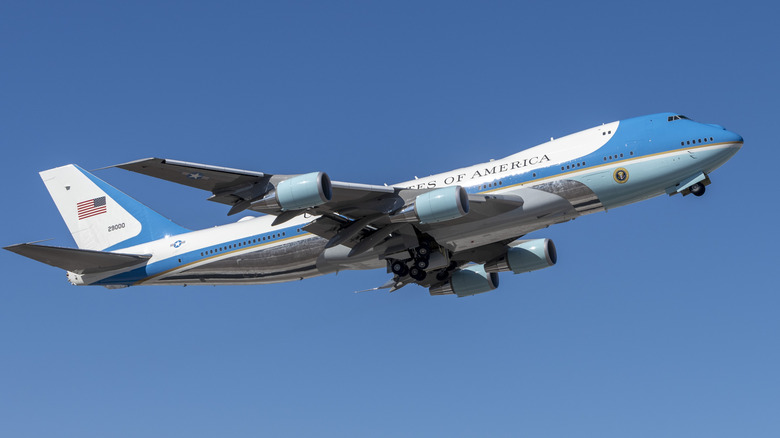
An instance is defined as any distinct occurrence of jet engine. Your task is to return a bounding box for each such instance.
[253,172,332,211]
[390,186,470,224]
[429,264,499,297]
[484,238,557,274]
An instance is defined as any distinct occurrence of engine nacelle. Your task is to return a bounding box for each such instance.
[429,264,499,297]
[253,172,332,211]
[390,186,470,224]
[484,238,557,274]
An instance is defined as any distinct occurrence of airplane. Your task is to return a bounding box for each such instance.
[5,113,743,297]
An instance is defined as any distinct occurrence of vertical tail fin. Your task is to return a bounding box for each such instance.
[40,164,189,251]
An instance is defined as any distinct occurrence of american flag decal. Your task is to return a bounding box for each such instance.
[77,196,107,220]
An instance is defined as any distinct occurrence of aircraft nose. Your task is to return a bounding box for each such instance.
[726,129,743,146]
[709,123,743,146]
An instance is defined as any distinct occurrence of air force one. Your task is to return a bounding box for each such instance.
[6,113,743,297]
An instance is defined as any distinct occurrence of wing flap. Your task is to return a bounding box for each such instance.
[5,243,151,274]
[466,193,524,216]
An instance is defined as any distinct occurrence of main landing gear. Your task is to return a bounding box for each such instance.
[392,260,427,281]
[409,266,426,281]
[390,257,428,281]
[389,242,435,282]
[390,260,409,277]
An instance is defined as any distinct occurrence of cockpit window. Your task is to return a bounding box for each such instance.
[667,115,689,122]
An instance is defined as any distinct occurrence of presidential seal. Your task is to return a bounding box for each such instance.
[613,167,629,184]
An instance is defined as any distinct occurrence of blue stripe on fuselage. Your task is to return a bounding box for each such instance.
[92,113,741,286]
[463,113,741,196]
[92,222,311,286]
[75,165,191,251]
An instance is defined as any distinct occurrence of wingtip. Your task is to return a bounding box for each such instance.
[4,238,57,251]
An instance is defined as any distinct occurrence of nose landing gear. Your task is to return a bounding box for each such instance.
[668,173,711,197]
[690,182,706,197]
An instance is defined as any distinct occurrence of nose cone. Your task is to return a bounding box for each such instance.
[713,128,743,167]
[728,130,744,145]
[708,122,743,146]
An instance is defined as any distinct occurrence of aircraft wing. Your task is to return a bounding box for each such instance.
[114,158,271,207]
[114,157,529,257]
[114,157,399,218]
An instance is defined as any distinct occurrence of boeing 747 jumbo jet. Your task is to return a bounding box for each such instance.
[6,113,742,297]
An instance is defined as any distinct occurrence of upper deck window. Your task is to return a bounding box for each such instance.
[667,115,690,122]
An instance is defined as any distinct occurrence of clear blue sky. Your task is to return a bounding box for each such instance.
[2,1,778,436]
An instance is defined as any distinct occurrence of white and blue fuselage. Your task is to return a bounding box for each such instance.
[44,113,744,288]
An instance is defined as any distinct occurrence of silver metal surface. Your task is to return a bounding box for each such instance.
[159,237,329,284]
[531,179,605,214]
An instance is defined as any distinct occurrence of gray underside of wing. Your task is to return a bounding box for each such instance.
[113,158,540,266]
[5,243,151,274]
[113,157,273,206]
[114,158,403,217]
[303,193,526,259]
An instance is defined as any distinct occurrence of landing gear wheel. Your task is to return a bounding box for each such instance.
[415,258,429,270]
[391,260,409,277]
[409,266,427,281]
[416,245,430,258]
[690,183,706,197]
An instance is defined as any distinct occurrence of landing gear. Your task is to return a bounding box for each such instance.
[390,260,409,277]
[389,254,427,280]
[416,243,431,258]
[413,241,431,268]
[435,261,458,281]
[690,183,706,197]
[414,258,429,270]
[409,266,427,281]
[389,240,436,282]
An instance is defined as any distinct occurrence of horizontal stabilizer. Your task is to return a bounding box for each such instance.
[4,243,151,274]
